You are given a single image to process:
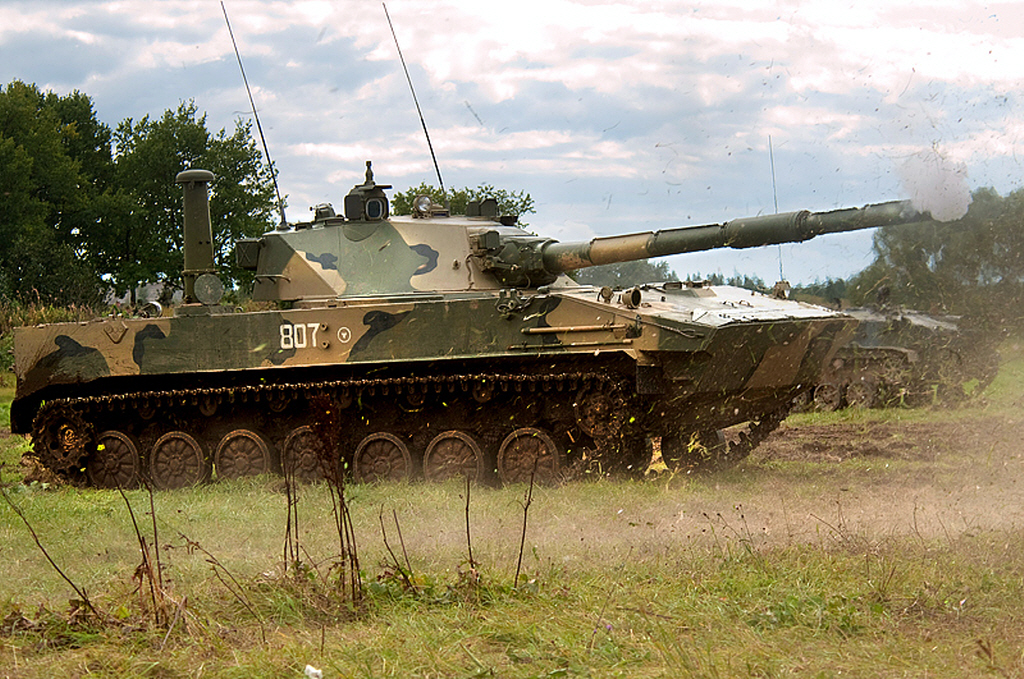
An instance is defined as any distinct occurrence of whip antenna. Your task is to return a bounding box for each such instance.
[383,2,445,196]
[769,134,784,281]
[222,1,287,227]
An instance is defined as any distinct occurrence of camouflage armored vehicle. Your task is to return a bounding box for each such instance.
[810,305,1000,410]
[12,164,938,488]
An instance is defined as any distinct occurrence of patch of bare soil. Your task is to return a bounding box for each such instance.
[707,412,1024,545]
[755,415,1024,465]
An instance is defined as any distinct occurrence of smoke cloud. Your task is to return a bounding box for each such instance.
[897,149,972,222]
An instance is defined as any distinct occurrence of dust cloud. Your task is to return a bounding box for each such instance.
[897,148,972,222]
[340,414,1024,581]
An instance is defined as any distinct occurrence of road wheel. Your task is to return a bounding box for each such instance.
[423,430,484,483]
[354,432,412,483]
[86,430,141,489]
[150,432,209,490]
[497,427,563,485]
[281,426,326,483]
[215,429,272,480]
[813,382,844,411]
[845,379,879,408]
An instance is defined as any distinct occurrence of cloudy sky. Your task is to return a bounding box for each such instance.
[1,0,1021,283]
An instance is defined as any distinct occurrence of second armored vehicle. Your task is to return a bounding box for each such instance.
[811,305,1000,410]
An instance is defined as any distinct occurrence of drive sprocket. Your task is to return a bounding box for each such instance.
[32,404,94,473]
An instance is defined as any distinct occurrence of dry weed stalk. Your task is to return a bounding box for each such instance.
[310,394,362,604]
[177,532,267,645]
[116,483,171,628]
[283,455,302,574]
[379,506,416,592]
[514,470,535,588]
[0,469,104,622]
[464,474,476,570]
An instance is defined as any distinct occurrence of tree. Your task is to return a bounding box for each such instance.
[681,271,765,292]
[0,81,106,305]
[791,277,847,307]
[848,187,1024,332]
[107,101,276,301]
[391,182,535,225]
[0,82,277,306]
[574,260,679,287]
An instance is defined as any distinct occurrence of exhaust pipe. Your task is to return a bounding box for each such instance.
[175,169,222,305]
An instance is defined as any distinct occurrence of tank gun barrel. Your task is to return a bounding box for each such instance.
[540,200,929,274]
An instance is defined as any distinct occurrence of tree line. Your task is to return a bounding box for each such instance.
[847,187,1024,333]
[0,80,275,307]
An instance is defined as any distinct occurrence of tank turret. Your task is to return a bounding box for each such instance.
[13,163,943,489]
[237,163,931,300]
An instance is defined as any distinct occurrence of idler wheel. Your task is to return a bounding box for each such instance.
[497,427,563,485]
[661,430,728,473]
[33,406,93,473]
[149,432,209,490]
[281,426,324,483]
[215,429,272,480]
[86,430,141,489]
[813,382,844,411]
[423,430,484,483]
[353,433,412,483]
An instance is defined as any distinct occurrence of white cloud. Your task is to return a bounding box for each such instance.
[1,0,1021,282]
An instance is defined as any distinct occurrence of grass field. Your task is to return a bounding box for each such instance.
[1,347,1023,678]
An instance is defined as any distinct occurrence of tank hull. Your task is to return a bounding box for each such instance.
[808,307,1000,410]
[14,283,853,487]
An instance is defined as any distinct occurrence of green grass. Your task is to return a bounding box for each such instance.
[4,465,1024,678]
[1,343,1023,677]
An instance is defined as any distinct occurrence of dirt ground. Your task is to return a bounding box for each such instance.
[755,414,1024,465]
[714,411,1024,546]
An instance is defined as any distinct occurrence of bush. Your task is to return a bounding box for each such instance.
[0,296,99,379]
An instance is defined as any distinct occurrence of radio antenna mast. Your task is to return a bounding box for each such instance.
[769,134,784,281]
[221,1,288,227]
[383,2,446,196]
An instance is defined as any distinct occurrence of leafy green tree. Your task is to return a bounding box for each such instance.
[574,260,679,287]
[0,81,106,305]
[391,182,535,225]
[107,101,276,301]
[681,271,765,292]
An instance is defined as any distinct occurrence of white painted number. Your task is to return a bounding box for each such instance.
[280,322,320,350]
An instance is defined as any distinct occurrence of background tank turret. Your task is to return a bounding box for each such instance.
[13,163,938,488]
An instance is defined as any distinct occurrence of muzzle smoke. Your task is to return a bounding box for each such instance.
[898,149,972,222]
